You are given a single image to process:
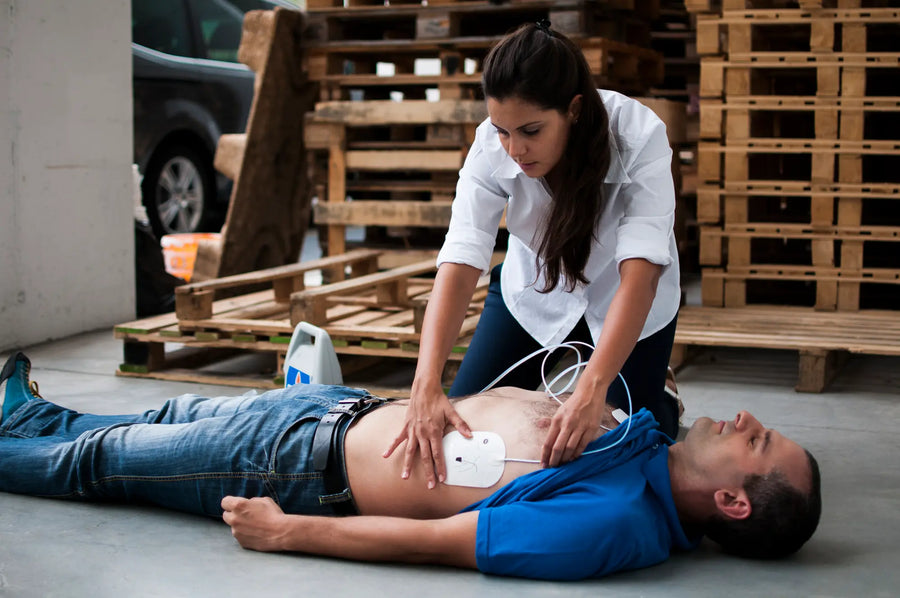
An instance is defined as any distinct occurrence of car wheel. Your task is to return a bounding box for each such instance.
[142,144,215,236]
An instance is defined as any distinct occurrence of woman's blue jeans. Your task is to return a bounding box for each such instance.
[0,384,371,517]
[450,264,679,438]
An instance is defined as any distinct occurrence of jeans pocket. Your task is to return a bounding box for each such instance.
[266,415,331,515]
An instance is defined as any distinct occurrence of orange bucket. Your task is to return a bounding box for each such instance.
[160,233,220,282]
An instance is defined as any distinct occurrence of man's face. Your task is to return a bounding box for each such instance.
[486,96,574,180]
[681,411,810,493]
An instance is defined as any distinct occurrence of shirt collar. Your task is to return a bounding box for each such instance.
[490,132,631,184]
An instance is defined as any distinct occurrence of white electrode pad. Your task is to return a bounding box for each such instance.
[442,431,507,488]
[612,408,628,423]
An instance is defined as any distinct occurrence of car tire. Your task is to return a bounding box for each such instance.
[142,143,216,237]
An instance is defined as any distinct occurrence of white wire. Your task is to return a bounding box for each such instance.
[477,341,635,465]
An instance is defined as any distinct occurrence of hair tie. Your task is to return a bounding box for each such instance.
[536,18,552,33]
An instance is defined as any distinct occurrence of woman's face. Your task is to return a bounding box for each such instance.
[486,95,578,179]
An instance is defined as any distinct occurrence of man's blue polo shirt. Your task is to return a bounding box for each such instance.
[461,409,700,580]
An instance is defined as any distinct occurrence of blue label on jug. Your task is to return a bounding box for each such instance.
[286,366,311,386]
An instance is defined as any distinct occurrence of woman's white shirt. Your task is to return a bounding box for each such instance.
[436,89,680,346]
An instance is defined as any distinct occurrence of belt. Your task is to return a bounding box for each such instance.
[311,395,387,516]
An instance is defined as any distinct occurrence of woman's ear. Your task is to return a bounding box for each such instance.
[568,94,583,123]
[713,488,752,520]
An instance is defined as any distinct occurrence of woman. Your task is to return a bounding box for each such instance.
[384,21,681,487]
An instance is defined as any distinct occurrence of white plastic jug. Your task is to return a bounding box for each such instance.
[284,322,343,387]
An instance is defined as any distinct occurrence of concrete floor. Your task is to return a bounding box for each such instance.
[1,328,898,597]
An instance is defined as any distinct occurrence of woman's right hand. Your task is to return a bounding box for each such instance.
[383,381,472,489]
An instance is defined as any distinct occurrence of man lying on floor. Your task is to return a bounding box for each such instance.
[0,352,820,581]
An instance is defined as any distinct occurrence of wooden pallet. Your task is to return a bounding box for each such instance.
[699,96,900,143]
[696,181,899,223]
[305,36,664,101]
[696,8,899,57]
[685,0,894,16]
[696,138,900,184]
[305,99,486,258]
[305,0,654,46]
[306,0,657,15]
[114,250,491,389]
[699,264,900,309]
[699,53,899,99]
[672,304,900,391]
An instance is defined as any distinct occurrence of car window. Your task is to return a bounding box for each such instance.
[189,0,249,63]
[132,0,194,58]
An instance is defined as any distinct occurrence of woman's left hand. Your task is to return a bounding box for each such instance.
[540,385,608,468]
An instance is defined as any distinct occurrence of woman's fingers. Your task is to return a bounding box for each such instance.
[382,400,474,487]
[542,411,594,467]
[383,428,409,459]
[446,408,473,439]
[541,418,562,468]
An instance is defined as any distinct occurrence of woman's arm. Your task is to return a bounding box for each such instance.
[221,496,478,569]
[383,262,482,487]
[541,257,662,467]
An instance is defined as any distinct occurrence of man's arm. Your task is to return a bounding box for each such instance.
[221,496,478,569]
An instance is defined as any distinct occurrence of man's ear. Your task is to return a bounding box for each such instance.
[713,488,752,520]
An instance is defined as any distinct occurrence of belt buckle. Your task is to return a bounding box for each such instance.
[331,397,366,416]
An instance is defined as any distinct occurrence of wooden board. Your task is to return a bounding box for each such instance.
[199,8,318,280]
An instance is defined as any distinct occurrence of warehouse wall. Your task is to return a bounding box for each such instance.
[0,0,134,351]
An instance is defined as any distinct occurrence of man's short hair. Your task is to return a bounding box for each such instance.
[705,449,821,559]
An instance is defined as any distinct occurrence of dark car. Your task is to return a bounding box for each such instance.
[132,0,296,236]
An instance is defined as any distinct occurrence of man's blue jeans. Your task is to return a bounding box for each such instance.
[0,384,371,517]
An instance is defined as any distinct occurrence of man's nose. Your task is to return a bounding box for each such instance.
[736,411,762,433]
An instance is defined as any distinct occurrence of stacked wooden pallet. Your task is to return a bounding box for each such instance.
[115,249,493,389]
[303,0,663,102]
[651,0,700,106]
[692,0,899,311]
[669,0,900,391]
[302,0,666,259]
[650,0,701,271]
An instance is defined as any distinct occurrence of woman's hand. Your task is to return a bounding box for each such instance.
[383,382,472,489]
[540,383,608,468]
[221,496,289,552]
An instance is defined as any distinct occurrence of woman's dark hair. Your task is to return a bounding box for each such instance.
[482,22,610,293]
[705,449,822,559]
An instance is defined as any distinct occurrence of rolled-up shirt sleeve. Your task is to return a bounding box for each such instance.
[436,126,509,274]
[614,120,676,268]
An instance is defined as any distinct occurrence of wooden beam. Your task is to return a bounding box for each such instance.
[345,150,463,171]
[314,200,452,227]
[310,99,487,125]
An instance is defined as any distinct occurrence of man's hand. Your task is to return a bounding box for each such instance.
[540,384,608,468]
[383,382,472,488]
[221,496,289,552]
